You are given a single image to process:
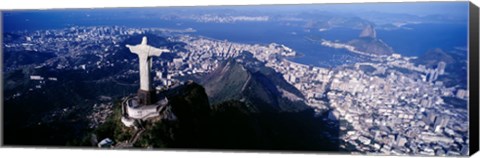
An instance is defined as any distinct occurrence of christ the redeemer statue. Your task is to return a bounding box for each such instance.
[126,36,170,105]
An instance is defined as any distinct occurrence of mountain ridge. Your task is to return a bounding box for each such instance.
[200,55,308,112]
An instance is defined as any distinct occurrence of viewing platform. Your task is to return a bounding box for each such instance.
[121,95,169,128]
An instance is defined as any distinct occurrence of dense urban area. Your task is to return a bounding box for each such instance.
[3,25,469,156]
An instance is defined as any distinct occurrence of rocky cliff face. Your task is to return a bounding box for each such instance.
[359,24,377,38]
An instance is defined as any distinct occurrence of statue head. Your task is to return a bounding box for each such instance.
[141,36,148,45]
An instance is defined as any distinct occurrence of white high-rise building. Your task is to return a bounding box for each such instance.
[437,61,446,75]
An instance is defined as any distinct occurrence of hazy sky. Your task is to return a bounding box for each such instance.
[320,2,469,16]
[228,2,469,17]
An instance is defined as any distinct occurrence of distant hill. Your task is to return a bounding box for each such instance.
[348,37,394,56]
[305,16,372,30]
[413,48,467,88]
[413,48,456,67]
[3,32,23,42]
[347,24,394,56]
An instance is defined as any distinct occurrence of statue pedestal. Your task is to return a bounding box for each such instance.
[137,89,156,105]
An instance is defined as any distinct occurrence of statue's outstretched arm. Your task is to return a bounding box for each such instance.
[149,47,170,56]
[126,45,142,55]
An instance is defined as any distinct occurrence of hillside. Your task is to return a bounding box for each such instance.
[86,81,339,151]
[3,51,57,71]
[413,48,456,67]
[200,55,308,112]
